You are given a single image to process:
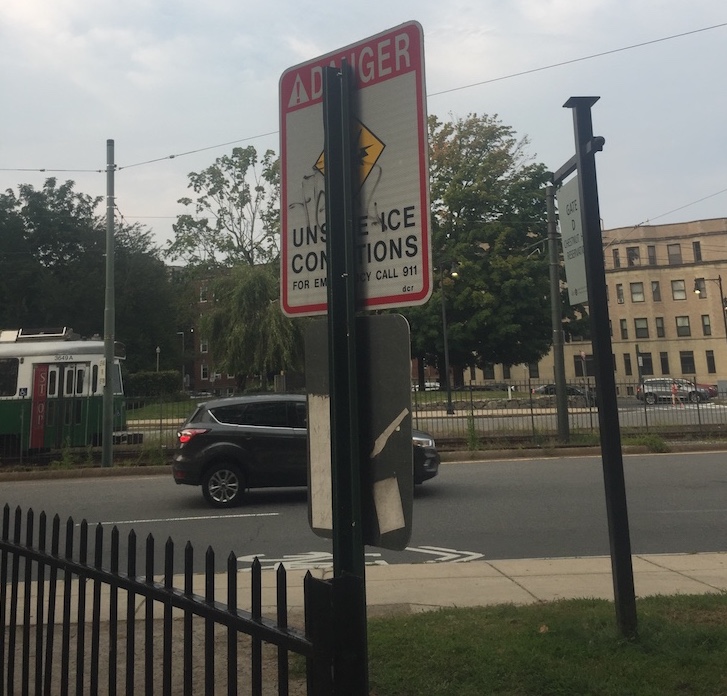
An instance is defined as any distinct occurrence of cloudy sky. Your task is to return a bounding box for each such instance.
[1,1,725,249]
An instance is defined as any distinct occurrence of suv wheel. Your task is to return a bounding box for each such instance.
[644,393,657,405]
[203,462,245,508]
[689,392,701,403]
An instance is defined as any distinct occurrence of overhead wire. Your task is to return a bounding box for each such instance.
[1,22,725,226]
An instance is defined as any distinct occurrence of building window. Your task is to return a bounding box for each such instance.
[503,365,511,379]
[655,317,665,338]
[200,339,209,354]
[647,245,657,265]
[616,284,624,304]
[201,363,209,380]
[528,362,539,379]
[694,277,707,298]
[638,352,654,376]
[626,247,640,266]
[199,285,209,302]
[634,318,649,339]
[612,249,621,268]
[675,316,691,337]
[671,280,687,300]
[667,243,682,265]
[651,281,661,302]
[623,353,633,376]
[483,362,495,379]
[620,319,628,339]
[630,282,645,302]
[706,350,716,374]
[680,351,696,374]
[702,315,712,336]
[692,241,702,262]
[574,354,594,377]
[660,352,670,375]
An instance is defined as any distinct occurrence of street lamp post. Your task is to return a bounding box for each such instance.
[440,265,458,415]
[694,275,727,343]
[177,331,185,392]
[155,346,160,372]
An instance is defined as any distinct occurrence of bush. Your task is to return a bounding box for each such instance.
[624,434,670,453]
[125,370,182,398]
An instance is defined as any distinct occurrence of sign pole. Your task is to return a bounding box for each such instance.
[565,96,637,639]
[323,61,369,694]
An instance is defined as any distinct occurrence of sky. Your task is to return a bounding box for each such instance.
[1,0,726,251]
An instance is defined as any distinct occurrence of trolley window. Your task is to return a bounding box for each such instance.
[48,368,58,397]
[75,366,86,395]
[0,358,20,396]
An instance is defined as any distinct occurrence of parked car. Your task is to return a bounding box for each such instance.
[532,383,597,405]
[411,381,439,391]
[636,378,711,405]
[172,394,440,508]
[697,383,719,399]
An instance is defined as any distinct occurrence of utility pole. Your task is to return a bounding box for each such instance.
[102,139,115,468]
[546,184,569,442]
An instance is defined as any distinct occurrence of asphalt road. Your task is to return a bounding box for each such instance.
[2,451,725,573]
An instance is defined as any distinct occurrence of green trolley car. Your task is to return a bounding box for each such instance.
[0,327,125,454]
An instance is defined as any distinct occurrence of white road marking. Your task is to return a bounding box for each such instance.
[83,512,279,526]
[237,546,485,569]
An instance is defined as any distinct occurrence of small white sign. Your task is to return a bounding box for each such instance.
[557,176,588,305]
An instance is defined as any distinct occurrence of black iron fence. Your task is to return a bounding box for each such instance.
[410,381,727,444]
[1,504,335,695]
[2,384,725,463]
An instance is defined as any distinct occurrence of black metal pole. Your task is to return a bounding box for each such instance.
[102,139,115,468]
[322,62,369,694]
[565,96,637,639]
[718,276,727,344]
[546,183,569,442]
[441,273,455,415]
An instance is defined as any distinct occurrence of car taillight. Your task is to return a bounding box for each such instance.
[178,428,210,444]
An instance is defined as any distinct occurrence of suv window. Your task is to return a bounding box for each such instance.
[210,404,249,425]
[210,401,291,427]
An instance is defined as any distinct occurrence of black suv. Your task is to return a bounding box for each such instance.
[172,394,440,508]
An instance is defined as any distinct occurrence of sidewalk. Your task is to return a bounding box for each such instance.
[242,552,727,616]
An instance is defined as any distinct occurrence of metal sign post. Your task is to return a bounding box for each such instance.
[565,96,637,639]
[322,62,368,695]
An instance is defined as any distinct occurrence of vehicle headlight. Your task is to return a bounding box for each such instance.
[412,434,435,448]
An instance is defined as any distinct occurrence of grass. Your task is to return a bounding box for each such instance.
[125,399,196,422]
[622,433,671,453]
[366,594,727,695]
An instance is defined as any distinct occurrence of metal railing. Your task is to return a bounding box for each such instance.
[410,381,727,444]
[1,504,335,695]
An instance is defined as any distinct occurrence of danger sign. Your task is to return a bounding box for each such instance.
[279,21,432,316]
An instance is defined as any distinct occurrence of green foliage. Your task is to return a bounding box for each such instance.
[125,371,183,398]
[623,433,671,453]
[0,178,180,373]
[199,263,305,383]
[402,113,553,375]
[167,146,280,267]
[465,414,480,451]
[368,595,727,695]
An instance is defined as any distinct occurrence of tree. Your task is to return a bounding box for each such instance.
[166,146,280,267]
[199,264,305,386]
[403,114,553,384]
[0,178,180,372]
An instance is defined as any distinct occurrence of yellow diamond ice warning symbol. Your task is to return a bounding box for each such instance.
[314,119,385,191]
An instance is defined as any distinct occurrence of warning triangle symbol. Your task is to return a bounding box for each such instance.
[288,75,309,108]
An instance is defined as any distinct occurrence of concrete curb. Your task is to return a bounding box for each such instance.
[1,442,725,481]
